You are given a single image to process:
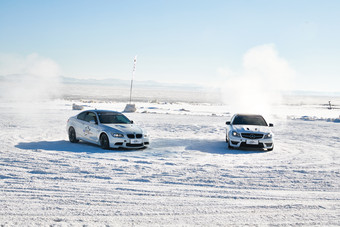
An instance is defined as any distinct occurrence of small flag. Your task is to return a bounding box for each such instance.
[132,55,137,73]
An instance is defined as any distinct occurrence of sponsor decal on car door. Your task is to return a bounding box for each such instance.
[83,112,100,142]
[83,122,99,142]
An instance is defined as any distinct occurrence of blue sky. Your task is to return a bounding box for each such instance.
[1,0,340,92]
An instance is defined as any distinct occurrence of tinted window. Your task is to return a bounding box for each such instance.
[77,112,87,121]
[232,115,267,126]
[98,113,131,124]
[84,112,98,124]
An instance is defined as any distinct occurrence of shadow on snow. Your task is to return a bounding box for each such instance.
[186,140,267,154]
[15,140,138,153]
[151,138,267,155]
[16,139,268,155]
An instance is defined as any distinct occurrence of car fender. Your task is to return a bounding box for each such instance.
[97,127,123,143]
[66,119,77,134]
[97,131,109,144]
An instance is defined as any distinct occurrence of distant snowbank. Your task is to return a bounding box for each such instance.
[288,115,340,123]
[65,98,340,127]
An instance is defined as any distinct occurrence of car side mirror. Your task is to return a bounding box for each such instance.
[226,121,230,125]
[269,123,274,127]
[130,120,134,124]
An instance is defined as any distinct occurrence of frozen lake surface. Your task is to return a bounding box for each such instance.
[0,92,340,225]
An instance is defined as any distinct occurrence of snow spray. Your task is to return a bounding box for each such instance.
[220,44,296,117]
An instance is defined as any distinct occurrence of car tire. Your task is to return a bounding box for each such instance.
[68,127,79,143]
[100,133,110,149]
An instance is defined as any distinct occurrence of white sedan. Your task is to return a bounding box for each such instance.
[226,114,274,151]
[67,110,149,149]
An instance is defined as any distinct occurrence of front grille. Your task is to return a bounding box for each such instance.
[241,133,263,139]
[127,134,143,139]
[127,134,135,139]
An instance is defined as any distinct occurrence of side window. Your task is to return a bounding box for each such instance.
[77,112,87,121]
[84,112,98,124]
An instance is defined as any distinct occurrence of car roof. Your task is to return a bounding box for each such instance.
[81,110,122,114]
[233,114,264,117]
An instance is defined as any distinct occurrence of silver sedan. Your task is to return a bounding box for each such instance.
[226,114,274,151]
[67,110,149,149]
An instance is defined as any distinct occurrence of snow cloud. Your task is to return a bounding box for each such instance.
[220,44,296,115]
[0,53,62,102]
[0,53,62,124]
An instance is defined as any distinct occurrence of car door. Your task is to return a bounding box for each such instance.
[74,111,88,140]
[83,112,101,142]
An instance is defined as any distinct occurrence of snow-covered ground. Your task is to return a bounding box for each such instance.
[0,93,340,226]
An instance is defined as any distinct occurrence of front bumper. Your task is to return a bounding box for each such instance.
[228,134,273,150]
[108,136,150,149]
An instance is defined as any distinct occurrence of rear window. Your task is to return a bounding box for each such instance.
[232,115,267,126]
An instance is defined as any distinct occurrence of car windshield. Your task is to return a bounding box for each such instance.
[98,113,131,124]
[232,115,267,126]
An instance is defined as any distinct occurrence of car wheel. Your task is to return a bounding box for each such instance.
[68,127,79,143]
[100,134,110,149]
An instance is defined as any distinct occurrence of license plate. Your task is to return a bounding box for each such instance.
[130,139,142,144]
[246,139,259,145]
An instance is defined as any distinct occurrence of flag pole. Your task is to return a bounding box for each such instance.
[129,56,137,104]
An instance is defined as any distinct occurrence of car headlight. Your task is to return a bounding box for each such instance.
[111,133,124,138]
[231,131,241,137]
[264,133,272,139]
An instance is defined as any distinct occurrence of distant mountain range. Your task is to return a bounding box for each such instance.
[0,74,204,90]
[61,76,204,90]
[1,74,339,96]
[61,77,340,96]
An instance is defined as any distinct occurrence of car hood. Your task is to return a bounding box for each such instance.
[102,124,144,134]
[232,125,271,134]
